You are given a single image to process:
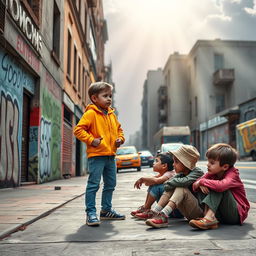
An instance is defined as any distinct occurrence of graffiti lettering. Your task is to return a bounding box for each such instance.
[239,126,256,152]
[40,117,52,179]
[0,92,20,185]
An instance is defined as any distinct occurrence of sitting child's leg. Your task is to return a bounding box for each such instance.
[190,190,240,229]
[135,184,166,220]
[146,187,203,228]
[152,190,173,213]
[131,184,164,217]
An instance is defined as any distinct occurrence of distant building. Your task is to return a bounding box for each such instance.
[152,39,256,158]
[141,68,164,152]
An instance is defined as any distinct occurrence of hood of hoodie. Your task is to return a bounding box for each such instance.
[85,104,115,115]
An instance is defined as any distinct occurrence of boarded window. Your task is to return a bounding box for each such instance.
[52,1,60,59]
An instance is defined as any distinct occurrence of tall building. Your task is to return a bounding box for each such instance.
[141,68,164,152]
[62,0,108,178]
[154,39,256,158]
[163,52,189,126]
[188,40,256,156]
[0,0,108,188]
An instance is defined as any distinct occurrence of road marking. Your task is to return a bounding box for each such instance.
[244,184,256,190]
[242,179,256,185]
[242,179,256,190]
[238,166,256,169]
[197,164,256,169]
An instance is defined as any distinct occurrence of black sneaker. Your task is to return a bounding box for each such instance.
[86,214,100,226]
[100,209,126,220]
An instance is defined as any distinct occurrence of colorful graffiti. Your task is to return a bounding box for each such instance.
[0,92,20,187]
[0,49,35,188]
[40,117,52,178]
[39,83,61,183]
[237,119,256,154]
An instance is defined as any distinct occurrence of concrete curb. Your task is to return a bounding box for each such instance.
[0,193,84,240]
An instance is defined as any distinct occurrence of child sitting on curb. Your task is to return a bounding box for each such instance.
[131,152,182,219]
[189,143,250,230]
[145,145,204,228]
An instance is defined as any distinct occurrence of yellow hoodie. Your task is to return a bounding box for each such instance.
[74,104,125,158]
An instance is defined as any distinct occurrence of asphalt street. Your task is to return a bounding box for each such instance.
[0,161,256,255]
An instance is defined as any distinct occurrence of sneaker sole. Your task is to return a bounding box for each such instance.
[135,215,151,220]
[86,221,100,226]
[189,221,218,230]
[145,219,168,228]
[100,216,125,220]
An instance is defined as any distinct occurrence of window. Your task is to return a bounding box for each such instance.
[73,46,77,87]
[78,57,81,95]
[52,1,60,60]
[67,31,72,77]
[64,107,72,125]
[214,53,224,71]
[82,67,87,104]
[84,10,88,38]
[26,0,41,23]
[215,94,225,113]
[244,109,256,121]
[193,57,197,78]
[195,96,198,117]
[189,100,192,120]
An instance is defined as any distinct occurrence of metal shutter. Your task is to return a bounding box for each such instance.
[62,121,72,176]
[21,93,30,182]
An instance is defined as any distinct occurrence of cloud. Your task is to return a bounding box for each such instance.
[244,0,256,15]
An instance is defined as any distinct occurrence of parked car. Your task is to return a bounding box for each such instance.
[139,150,154,167]
[116,146,141,172]
[159,143,183,153]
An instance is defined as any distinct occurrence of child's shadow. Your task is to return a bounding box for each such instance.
[145,218,254,240]
[65,221,118,242]
[189,222,254,240]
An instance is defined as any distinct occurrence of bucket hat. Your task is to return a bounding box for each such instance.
[169,145,200,170]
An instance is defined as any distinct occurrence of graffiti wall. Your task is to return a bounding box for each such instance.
[39,70,62,183]
[0,48,35,188]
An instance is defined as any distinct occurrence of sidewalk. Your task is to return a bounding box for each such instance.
[0,176,86,239]
[0,169,256,255]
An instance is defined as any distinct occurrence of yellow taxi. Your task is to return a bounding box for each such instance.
[116,146,141,172]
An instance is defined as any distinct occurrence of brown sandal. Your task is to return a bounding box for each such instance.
[189,217,219,230]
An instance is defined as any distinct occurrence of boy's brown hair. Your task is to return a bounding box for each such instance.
[206,143,237,167]
[88,82,113,101]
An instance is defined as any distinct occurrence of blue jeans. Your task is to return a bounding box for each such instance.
[86,156,116,215]
[148,184,165,202]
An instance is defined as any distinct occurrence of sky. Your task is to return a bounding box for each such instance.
[102,0,256,139]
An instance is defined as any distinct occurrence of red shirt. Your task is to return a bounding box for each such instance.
[193,167,250,224]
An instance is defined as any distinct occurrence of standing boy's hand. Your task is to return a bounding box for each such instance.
[115,138,122,147]
[91,137,103,147]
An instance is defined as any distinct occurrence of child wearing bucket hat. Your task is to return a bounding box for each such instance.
[146,144,204,228]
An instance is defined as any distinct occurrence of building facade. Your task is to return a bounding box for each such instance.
[150,39,256,158]
[0,0,108,188]
[141,68,164,152]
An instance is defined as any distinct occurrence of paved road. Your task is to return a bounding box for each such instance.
[0,165,256,255]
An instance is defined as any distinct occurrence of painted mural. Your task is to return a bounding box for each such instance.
[39,70,62,183]
[0,48,35,188]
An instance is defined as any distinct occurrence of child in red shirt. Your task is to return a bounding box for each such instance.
[190,143,250,230]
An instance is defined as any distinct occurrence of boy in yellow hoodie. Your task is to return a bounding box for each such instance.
[74,82,125,226]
